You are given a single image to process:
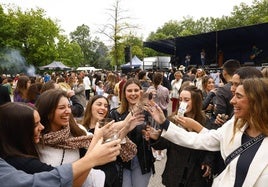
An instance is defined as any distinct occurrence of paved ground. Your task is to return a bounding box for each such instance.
[148,149,167,187]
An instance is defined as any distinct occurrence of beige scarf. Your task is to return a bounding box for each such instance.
[41,125,92,149]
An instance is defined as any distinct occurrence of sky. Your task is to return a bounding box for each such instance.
[1,0,254,42]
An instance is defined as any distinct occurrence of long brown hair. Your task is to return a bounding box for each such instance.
[82,95,109,130]
[27,82,43,104]
[117,78,142,114]
[152,72,163,89]
[233,78,268,136]
[0,102,39,158]
[179,85,206,125]
[14,75,30,97]
[36,89,86,136]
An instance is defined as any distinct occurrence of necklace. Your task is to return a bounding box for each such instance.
[60,149,65,165]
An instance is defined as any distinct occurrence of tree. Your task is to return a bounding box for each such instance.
[0,5,18,48]
[56,35,83,67]
[0,5,63,69]
[70,24,94,65]
[90,38,110,69]
[70,25,111,68]
[98,0,138,70]
[10,7,60,67]
[122,34,143,60]
[1,4,91,73]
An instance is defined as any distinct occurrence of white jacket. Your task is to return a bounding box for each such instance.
[170,79,182,98]
[161,119,268,187]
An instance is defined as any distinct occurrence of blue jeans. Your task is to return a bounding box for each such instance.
[122,156,152,187]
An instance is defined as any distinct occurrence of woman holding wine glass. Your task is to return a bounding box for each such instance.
[109,78,155,187]
[82,95,144,187]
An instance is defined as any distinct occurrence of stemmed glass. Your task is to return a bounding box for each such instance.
[98,118,118,143]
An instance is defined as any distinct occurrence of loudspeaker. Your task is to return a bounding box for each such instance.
[124,46,131,63]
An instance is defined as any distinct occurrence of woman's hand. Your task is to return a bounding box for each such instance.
[142,126,161,140]
[85,138,121,167]
[118,112,145,139]
[206,104,214,111]
[127,112,145,131]
[94,120,115,144]
[214,114,228,126]
[172,116,203,132]
[144,101,166,125]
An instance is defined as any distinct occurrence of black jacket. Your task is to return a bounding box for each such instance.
[69,95,84,117]
[4,157,54,174]
[214,82,233,119]
[151,118,215,187]
[109,108,155,175]
[0,85,11,105]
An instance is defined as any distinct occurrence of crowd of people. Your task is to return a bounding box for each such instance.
[0,62,268,187]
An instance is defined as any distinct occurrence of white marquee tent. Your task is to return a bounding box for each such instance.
[121,55,142,68]
[39,61,71,70]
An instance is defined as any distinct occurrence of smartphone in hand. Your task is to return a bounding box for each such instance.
[178,101,187,117]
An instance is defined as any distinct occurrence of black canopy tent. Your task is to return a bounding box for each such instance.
[144,23,268,66]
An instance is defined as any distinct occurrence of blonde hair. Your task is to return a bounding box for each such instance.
[174,71,182,77]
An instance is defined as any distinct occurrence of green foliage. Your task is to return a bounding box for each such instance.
[56,35,83,67]
[70,24,93,64]
[0,5,60,70]
[86,38,111,69]
[1,0,268,73]
[0,4,87,72]
[121,34,144,60]
[70,24,110,68]
[10,8,60,66]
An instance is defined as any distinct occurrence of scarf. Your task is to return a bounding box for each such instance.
[41,124,137,162]
[41,125,92,149]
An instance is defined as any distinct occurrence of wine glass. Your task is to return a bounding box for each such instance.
[98,118,118,143]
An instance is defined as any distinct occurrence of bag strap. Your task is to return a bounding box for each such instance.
[225,134,265,166]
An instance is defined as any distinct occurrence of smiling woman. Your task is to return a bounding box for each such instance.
[0,102,42,158]
[82,94,144,187]
[109,78,155,187]
[0,101,123,187]
[35,89,107,186]
[0,102,56,174]
[146,78,268,187]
